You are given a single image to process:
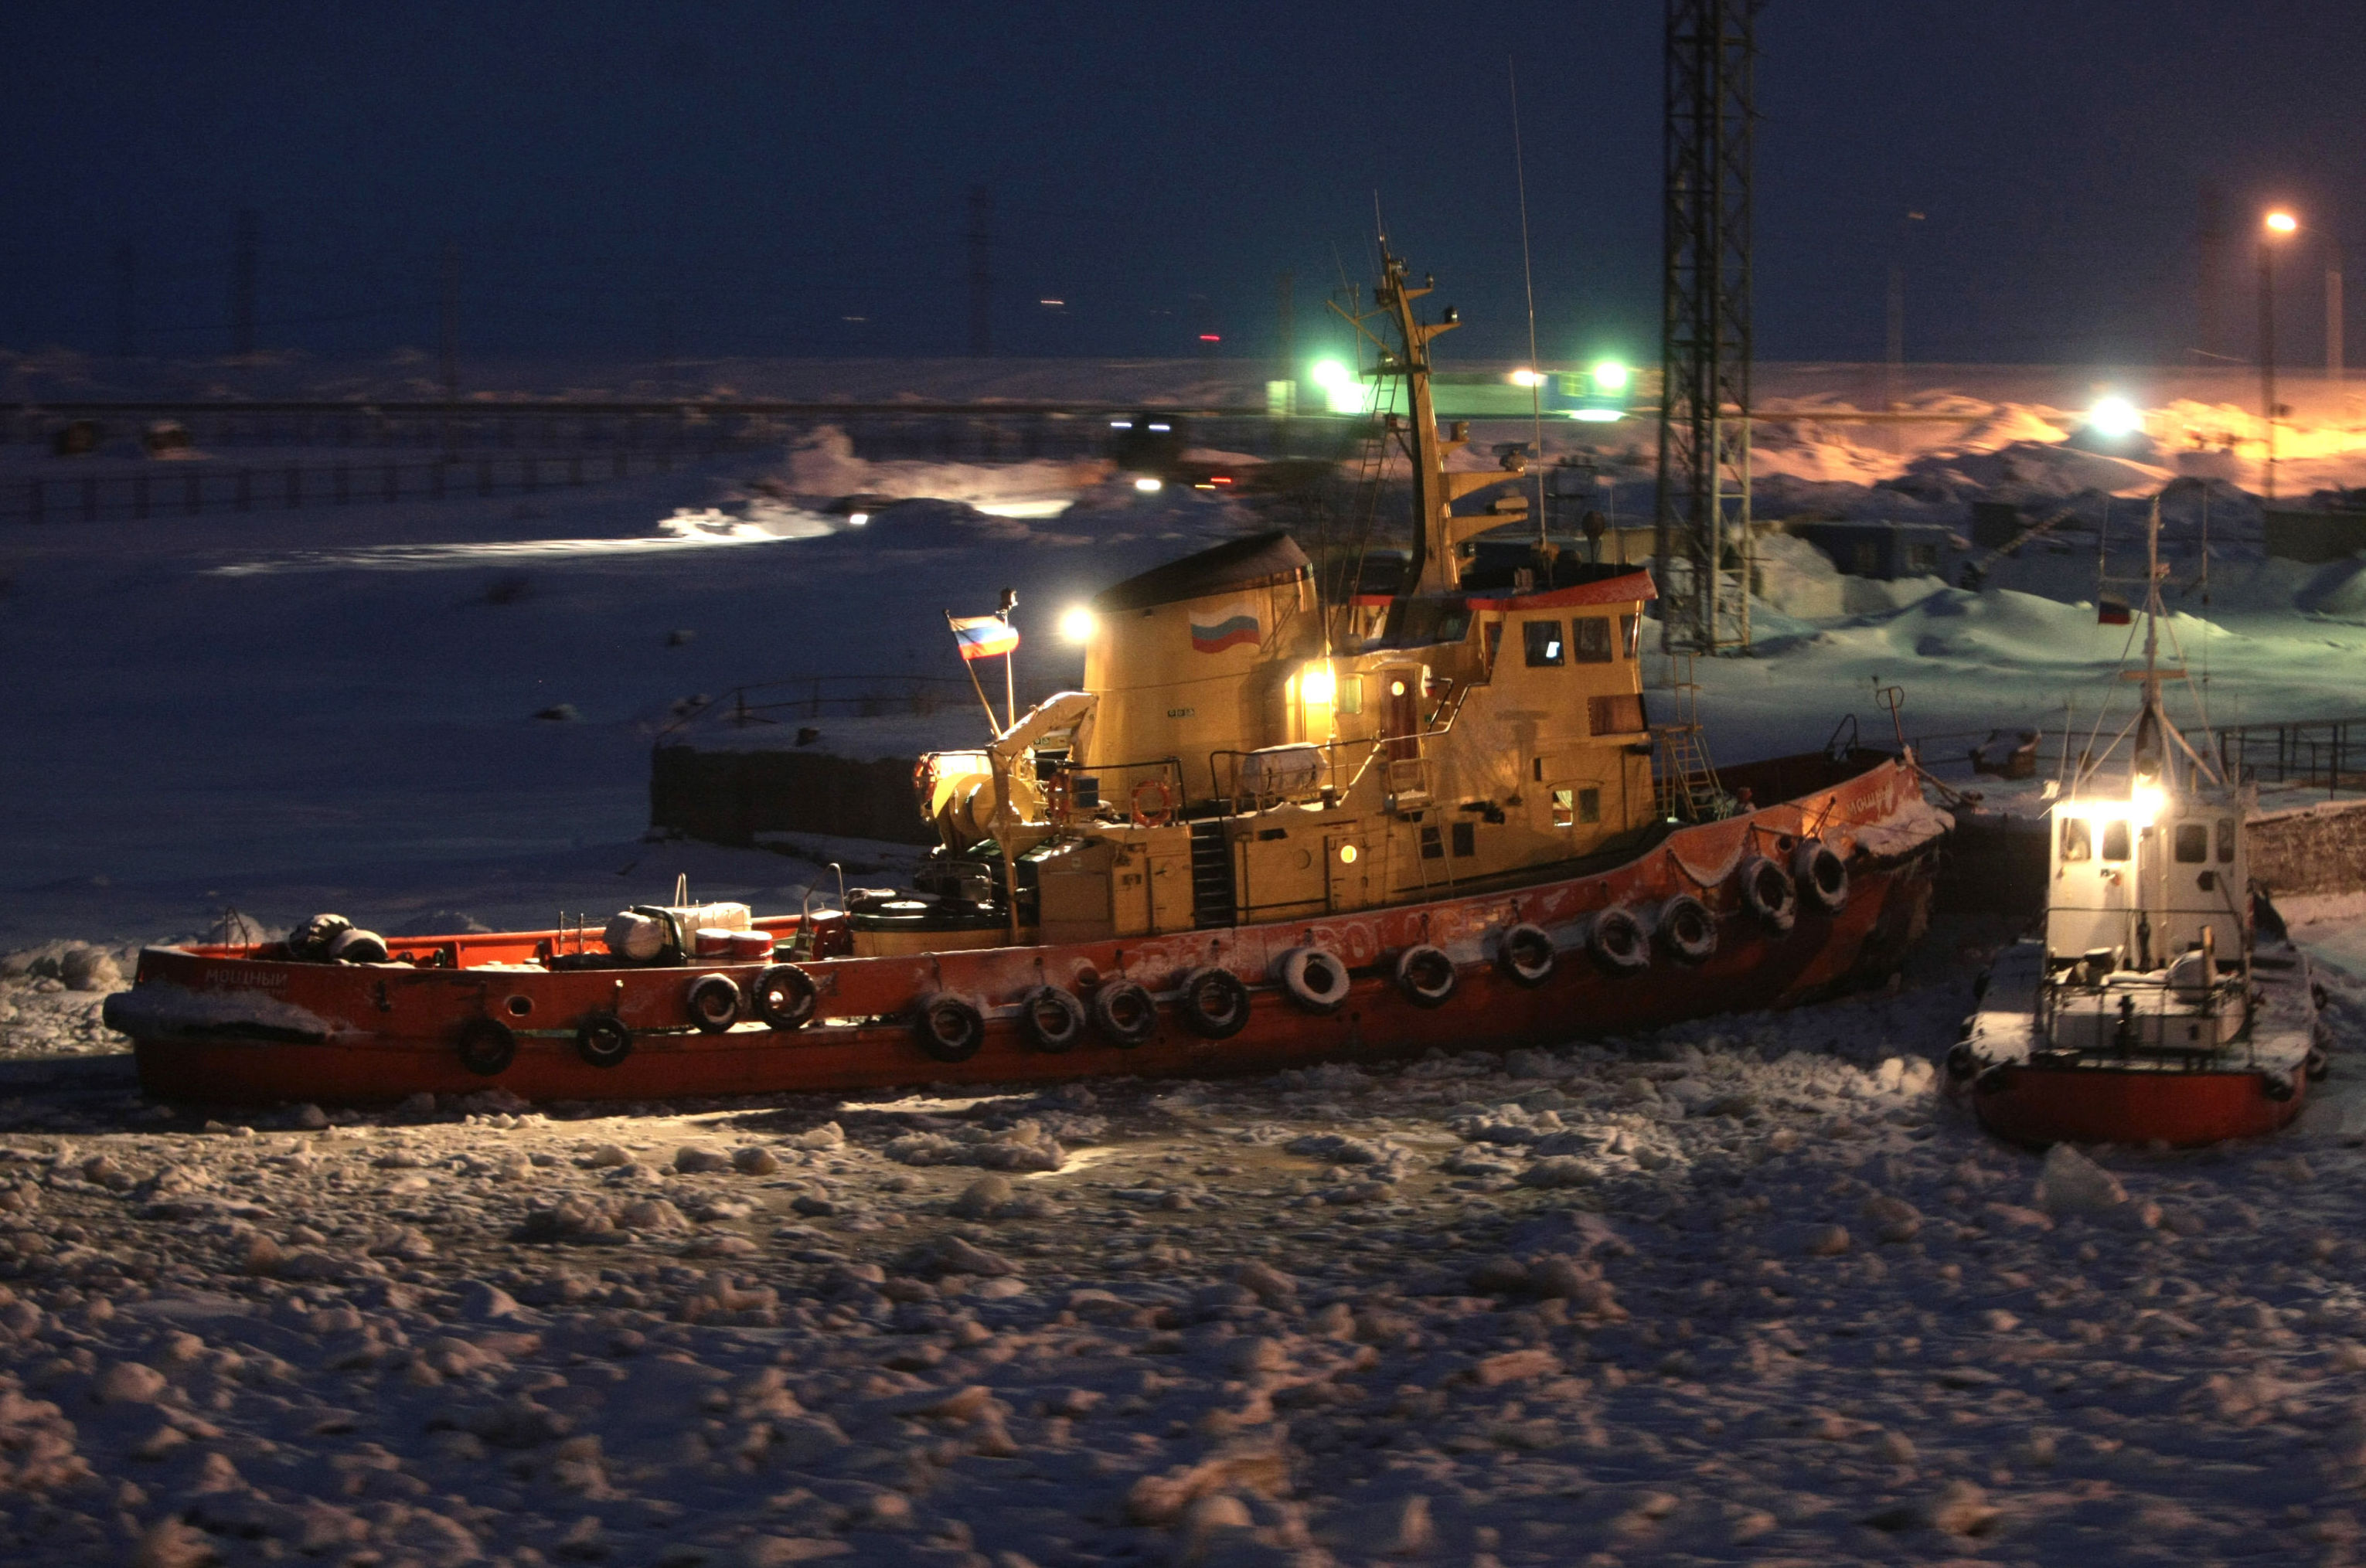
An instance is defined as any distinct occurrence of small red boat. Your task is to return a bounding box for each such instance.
[104,244,1952,1107]
[1942,496,2327,1148]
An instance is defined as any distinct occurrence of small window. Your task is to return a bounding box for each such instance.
[1523,619,1564,666]
[1419,825,1443,860]
[1852,540,1880,576]
[2060,817,2092,862]
[1619,614,1639,658]
[2216,818,2236,864]
[2174,823,2208,863]
[1552,788,1574,828]
[1906,543,1939,576]
[1588,693,1646,735]
[2101,820,2131,862]
[1336,676,1363,716]
[1571,617,1613,663]
[1485,621,1504,672]
[1451,821,1476,858]
[1578,787,1601,824]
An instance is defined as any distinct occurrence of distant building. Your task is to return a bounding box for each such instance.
[1785,519,1953,582]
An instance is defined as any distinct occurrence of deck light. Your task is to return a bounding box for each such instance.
[1059,607,1098,645]
[1299,663,1336,706]
[2266,210,2298,235]
[1509,368,1543,388]
[1134,477,1163,492]
[1570,408,1622,423]
[847,511,870,526]
[1592,359,1631,393]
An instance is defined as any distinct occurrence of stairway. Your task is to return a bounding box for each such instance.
[1654,723,1726,823]
[1189,819,1237,928]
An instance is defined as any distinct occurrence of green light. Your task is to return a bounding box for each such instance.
[1570,409,1622,423]
[1308,359,1365,415]
[1591,359,1630,393]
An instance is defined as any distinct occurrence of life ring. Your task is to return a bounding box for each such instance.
[329,927,390,964]
[750,964,819,1030]
[1020,985,1087,1053]
[576,1012,634,1068]
[1275,947,1351,1014]
[684,973,741,1034]
[1394,944,1458,1008]
[1176,968,1252,1039]
[914,992,986,1063]
[1130,777,1177,828]
[1737,856,1797,934]
[1088,978,1159,1047]
[1586,906,1650,974]
[1792,839,1849,914]
[1656,894,1717,964]
[455,1016,517,1077]
[1496,923,1556,988]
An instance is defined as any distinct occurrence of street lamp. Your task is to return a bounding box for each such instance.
[2262,209,2299,501]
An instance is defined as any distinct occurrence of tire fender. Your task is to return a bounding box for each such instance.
[455,1016,516,1077]
[1088,978,1159,1047]
[1275,947,1351,1015]
[1586,906,1651,974]
[750,963,819,1030]
[914,992,986,1063]
[1496,923,1556,988]
[1792,838,1850,914]
[684,972,741,1034]
[576,1012,634,1069]
[1737,855,1797,934]
[1656,894,1717,964]
[1394,944,1458,1008]
[1020,985,1087,1053]
[1176,968,1252,1039]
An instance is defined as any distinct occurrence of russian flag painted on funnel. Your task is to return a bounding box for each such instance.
[1189,602,1260,654]
[951,614,1020,660]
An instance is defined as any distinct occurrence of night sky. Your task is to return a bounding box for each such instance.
[4,1,2360,371]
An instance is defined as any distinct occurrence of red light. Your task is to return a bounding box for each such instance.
[1198,334,1221,342]
[1210,475,1233,485]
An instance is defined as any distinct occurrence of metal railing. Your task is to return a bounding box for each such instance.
[1909,714,2366,798]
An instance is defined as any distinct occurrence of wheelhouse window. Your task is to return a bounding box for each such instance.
[1552,788,1574,828]
[2100,820,2131,861]
[2216,818,2237,863]
[2060,817,2092,862]
[1571,617,1613,663]
[2174,822,2208,863]
[1523,620,1564,666]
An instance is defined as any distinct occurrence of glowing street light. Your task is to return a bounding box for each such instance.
[2087,396,2143,440]
[1591,359,1631,393]
[2262,208,2300,499]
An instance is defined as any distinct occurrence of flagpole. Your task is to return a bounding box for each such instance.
[945,611,1001,736]
[1003,649,1016,731]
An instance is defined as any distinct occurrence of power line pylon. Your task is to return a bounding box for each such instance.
[1654,0,1758,655]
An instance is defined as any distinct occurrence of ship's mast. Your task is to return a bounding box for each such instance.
[1333,244,1529,603]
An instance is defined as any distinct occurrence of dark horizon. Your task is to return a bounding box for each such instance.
[4,1,2360,373]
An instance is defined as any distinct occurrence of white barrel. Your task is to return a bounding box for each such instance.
[604,910,669,961]
[1239,743,1325,797]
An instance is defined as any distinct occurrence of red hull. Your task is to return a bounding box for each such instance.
[1967,1060,2305,1149]
[116,753,1940,1107]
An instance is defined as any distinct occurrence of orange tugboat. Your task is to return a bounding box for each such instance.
[1945,495,2327,1148]
[107,248,1951,1106]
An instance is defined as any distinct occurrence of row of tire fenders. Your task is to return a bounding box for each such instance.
[449,839,1850,1077]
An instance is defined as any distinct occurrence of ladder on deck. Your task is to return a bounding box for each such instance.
[1188,819,1237,928]
[1651,655,1727,822]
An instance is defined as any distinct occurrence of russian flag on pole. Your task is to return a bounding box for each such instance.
[951,614,1020,660]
